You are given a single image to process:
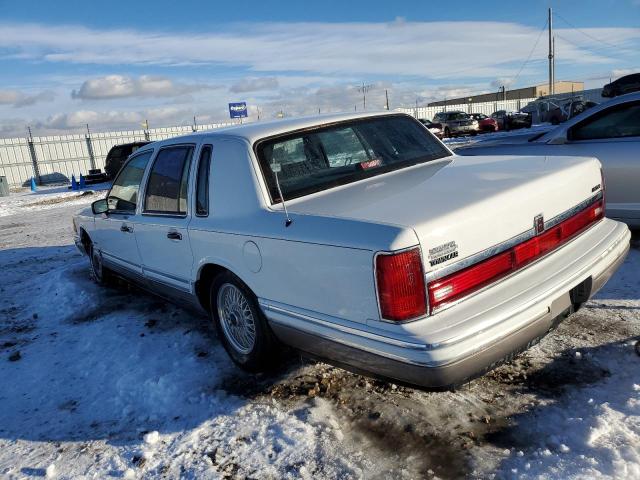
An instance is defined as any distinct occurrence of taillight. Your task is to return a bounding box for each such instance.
[375,248,427,321]
[427,198,604,314]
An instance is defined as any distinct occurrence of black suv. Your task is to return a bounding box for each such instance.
[602,73,640,98]
[104,141,151,179]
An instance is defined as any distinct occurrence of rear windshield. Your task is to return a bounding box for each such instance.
[256,115,451,203]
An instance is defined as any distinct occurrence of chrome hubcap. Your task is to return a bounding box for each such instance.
[217,283,256,354]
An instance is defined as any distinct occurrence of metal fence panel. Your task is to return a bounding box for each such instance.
[0,121,237,187]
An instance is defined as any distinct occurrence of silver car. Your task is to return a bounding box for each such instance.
[457,92,640,228]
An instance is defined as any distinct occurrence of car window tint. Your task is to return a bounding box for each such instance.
[317,128,371,167]
[107,150,153,212]
[571,102,640,140]
[195,145,212,216]
[257,115,450,202]
[144,145,194,214]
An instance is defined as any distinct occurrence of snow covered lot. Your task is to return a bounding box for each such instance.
[0,186,638,479]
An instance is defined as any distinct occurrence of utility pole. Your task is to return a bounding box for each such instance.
[548,7,555,96]
[385,89,390,110]
[357,82,374,110]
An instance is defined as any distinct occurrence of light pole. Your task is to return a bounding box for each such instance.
[357,82,374,110]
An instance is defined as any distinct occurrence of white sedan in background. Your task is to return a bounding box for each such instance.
[457,92,640,228]
[73,112,630,389]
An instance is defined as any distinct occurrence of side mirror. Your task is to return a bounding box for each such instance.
[92,198,109,215]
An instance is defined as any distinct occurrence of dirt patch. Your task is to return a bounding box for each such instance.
[26,191,95,207]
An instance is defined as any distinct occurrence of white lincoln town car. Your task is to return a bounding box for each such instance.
[73,112,630,389]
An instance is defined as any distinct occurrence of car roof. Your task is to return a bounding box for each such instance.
[138,110,408,149]
[538,90,640,141]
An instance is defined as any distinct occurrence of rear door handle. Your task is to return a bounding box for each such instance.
[120,224,133,233]
[167,231,182,240]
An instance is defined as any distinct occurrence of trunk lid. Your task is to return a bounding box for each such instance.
[285,154,603,272]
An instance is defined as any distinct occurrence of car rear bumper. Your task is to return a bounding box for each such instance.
[450,125,479,134]
[262,218,630,389]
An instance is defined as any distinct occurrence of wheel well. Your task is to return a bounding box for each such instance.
[196,264,229,312]
[79,229,92,255]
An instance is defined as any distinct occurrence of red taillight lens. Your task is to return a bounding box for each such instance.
[428,198,604,313]
[375,248,427,321]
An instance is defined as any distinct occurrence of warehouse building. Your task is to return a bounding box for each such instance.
[427,81,584,107]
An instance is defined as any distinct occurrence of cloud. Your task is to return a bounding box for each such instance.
[2,21,638,80]
[230,77,279,93]
[0,89,55,108]
[71,75,216,100]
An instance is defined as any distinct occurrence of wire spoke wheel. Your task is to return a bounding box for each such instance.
[217,283,257,355]
[90,246,103,282]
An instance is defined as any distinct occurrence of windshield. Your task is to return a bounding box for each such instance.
[256,115,451,203]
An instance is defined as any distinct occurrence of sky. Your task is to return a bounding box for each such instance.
[0,0,639,138]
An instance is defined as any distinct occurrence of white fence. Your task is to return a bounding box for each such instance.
[0,122,237,187]
[397,98,537,121]
[398,87,604,121]
[0,88,606,187]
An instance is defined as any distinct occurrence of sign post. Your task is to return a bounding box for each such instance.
[228,102,248,121]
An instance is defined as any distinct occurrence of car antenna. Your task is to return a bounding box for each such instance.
[271,161,293,227]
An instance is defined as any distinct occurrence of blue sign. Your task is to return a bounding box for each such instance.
[229,102,248,119]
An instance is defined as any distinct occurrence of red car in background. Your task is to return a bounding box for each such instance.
[469,113,498,133]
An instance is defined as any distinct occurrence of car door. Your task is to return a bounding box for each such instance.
[561,100,640,221]
[134,144,196,293]
[94,149,154,277]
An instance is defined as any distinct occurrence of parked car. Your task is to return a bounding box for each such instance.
[544,98,599,125]
[418,118,444,139]
[458,92,640,228]
[521,96,595,125]
[73,112,630,389]
[602,73,640,98]
[469,113,499,132]
[432,111,479,137]
[490,110,532,130]
[104,141,151,179]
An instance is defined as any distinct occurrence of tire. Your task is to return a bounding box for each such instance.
[89,242,111,286]
[210,271,279,372]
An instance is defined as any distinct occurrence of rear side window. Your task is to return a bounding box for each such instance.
[195,145,212,216]
[144,145,194,215]
[570,102,640,140]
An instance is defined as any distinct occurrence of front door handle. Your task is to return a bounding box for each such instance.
[167,231,182,240]
[120,224,133,233]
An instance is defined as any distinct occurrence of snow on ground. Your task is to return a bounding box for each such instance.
[0,189,638,479]
[0,183,109,218]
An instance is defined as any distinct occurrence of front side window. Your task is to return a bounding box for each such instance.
[256,115,451,202]
[195,145,212,216]
[144,145,194,215]
[570,102,640,141]
[107,150,153,212]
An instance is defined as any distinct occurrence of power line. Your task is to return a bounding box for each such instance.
[554,33,624,59]
[512,19,548,87]
[554,12,621,50]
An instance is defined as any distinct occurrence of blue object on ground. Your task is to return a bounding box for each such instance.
[79,174,86,189]
[30,177,37,192]
[71,175,78,191]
